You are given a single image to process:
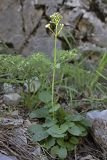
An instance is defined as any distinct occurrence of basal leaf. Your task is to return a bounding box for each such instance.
[65,142,75,151]
[70,137,79,144]
[65,122,75,128]
[29,107,49,119]
[76,124,86,132]
[68,125,82,136]
[79,119,91,127]
[57,139,76,151]
[43,118,57,127]
[80,130,87,137]
[28,124,49,141]
[47,124,67,138]
[57,139,65,147]
[49,104,60,113]
[39,91,51,103]
[66,114,83,122]
[42,137,55,149]
[58,147,67,159]
[51,145,59,156]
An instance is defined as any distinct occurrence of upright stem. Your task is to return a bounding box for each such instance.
[52,26,57,119]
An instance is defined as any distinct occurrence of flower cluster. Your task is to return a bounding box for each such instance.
[45,12,64,37]
[50,12,63,26]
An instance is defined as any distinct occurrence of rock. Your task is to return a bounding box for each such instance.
[24,119,31,128]
[12,127,27,146]
[0,0,107,56]
[77,42,106,69]
[35,0,63,6]
[80,155,95,160]
[24,77,41,93]
[22,19,62,56]
[78,11,107,48]
[86,109,107,149]
[11,110,19,117]
[22,0,43,36]
[0,154,18,160]
[64,0,90,9]
[60,7,84,29]
[64,0,81,8]
[32,146,48,160]
[32,146,41,156]
[46,6,57,17]
[0,0,25,52]
[3,83,15,94]
[3,93,21,106]
[1,118,23,128]
[78,42,106,55]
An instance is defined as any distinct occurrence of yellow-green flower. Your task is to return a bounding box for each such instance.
[50,12,63,26]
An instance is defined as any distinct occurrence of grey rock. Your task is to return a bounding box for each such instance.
[22,19,62,56]
[22,0,43,36]
[64,0,82,8]
[3,93,21,106]
[32,146,48,160]
[86,110,101,122]
[1,118,23,127]
[87,109,107,149]
[78,12,107,48]
[32,146,41,156]
[78,42,106,55]
[12,128,27,146]
[46,6,57,17]
[0,0,25,51]
[3,83,15,94]
[35,0,63,6]
[60,7,85,29]
[11,110,19,117]
[0,0,107,56]
[80,155,95,160]
[0,154,18,160]
[64,0,90,9]
[24,77,41,93]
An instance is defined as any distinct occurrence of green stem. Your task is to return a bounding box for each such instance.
[52,26,57,119]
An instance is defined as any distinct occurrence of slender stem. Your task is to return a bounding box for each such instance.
[52,26,57,119]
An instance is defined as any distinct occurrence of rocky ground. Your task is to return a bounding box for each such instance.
[0,0,107,159]
[0,97,103,160]
[0,83,106,160]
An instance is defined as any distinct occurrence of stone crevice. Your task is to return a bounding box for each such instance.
[19,0,26,33]
[90,0,106,22]
[19,19,42,54]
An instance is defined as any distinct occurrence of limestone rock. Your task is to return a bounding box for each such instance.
[64,0,91,9]
[0,0,25,51]
[22,0,43,36]
[87,109,107,149]
[1,118,23,128]
[32,146,49,160]
[12,127,27,146]
[3,83,15,94]
[0,154,18,160]
[3,93,21,106]
[0,0,107,55]
[35,0,63,6]
[60,7,84,29]
[24,77,41,93]
[78,12,107,48]
[22,19,62,56]
[78,42,106,55]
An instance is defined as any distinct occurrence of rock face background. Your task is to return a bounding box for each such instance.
[0,0,107,56]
